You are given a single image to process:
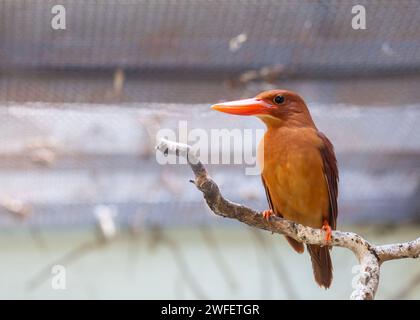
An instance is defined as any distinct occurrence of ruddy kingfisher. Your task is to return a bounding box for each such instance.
[211,90,338,288]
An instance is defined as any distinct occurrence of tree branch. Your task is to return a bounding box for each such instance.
[156,138,420,300]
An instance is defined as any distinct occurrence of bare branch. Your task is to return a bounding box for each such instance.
[376,238,420,262]
[156,138,420,300]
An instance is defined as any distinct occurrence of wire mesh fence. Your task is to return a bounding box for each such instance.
[1,0,420,103]
[1,1,420,301]
[0,0,419,228]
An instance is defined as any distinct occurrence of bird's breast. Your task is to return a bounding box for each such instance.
[258,128,329,228]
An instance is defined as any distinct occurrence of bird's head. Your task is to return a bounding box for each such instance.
[211,90,315,128]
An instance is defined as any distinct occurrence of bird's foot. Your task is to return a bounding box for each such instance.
[322,220,332,243]
[262,209,274,221]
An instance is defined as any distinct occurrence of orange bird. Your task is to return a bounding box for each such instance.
[211,90,338,288]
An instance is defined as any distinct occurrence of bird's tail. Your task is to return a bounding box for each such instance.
[307,244,333,288]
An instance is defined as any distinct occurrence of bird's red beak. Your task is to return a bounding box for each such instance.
[211,98,273,116]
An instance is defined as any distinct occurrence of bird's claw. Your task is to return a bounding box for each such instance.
[322,220,332,243]
[262,209,274,221]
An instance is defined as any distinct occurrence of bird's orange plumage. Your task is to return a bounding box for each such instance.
[212,90,338,288]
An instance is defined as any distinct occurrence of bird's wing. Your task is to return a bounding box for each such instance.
[261,175,275,213]
[317,132,339,230]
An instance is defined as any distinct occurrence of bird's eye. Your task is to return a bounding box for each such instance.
[274,95,285,105]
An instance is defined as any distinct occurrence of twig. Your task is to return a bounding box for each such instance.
[27,207,118,290]
[149,225,207,299]
[156,138,420,300]
[251,228,298,299]
[27,241,104,290]
[199,226,238,291]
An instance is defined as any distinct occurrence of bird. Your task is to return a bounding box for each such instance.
[211,90,338,288]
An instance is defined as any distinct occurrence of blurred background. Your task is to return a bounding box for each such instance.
[0,0,419,299]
